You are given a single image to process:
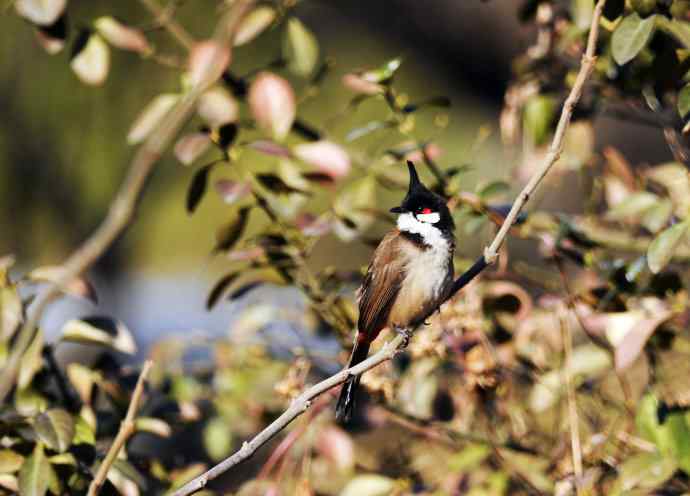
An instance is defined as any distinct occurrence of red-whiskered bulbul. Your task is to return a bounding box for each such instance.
[335,161,455,423]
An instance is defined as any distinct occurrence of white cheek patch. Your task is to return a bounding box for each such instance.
[416,212,440,224]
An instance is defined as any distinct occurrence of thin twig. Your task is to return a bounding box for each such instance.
[0,0,255,403]
[169,3,608,494]
[483,0,606,264]
[558,307,583,492]
[139,0,195,50]
[87,360,153,496]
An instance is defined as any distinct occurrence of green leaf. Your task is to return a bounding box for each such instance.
[206,272,241,310]
[448,444,491,472]
[364,57,402,84]
[606,191,659,220]
[34,409,75,453]
[679,83,690,118]
[60,317,137,354]
[477,180,510,200]
[187,164,213,214]
[523,95,556,145]
[135,417,172,438]
[15,0,66,26]
[73,414,96,446]
[647,221,689,273]
[657,412,690,473]
[0,450,24,474]
[571,0,594,30]
[18,444,50,496]
[657,16,690,50]
[611,452,676,493]
[611,13,656,65]
[203,417,233,462]
[127,93,179,145]
[70,33,110,86]
[233,5,276,46]
[284,18,319,77]
[340,474,396,496]
[213,207,251,253]
[17,329,43,390]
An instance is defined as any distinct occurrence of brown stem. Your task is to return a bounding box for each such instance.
[86,360,153,496]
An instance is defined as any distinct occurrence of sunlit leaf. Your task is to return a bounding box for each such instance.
[135,417,171,438]
[641,198,673,233]
[188,40,231,88]
[334,176,377,241]
[18,329,43,390]
[15,0,66,26]
[70,32,110,86]
[679,83,690,118]
[645,162,690,216]
[362,57,402,84]
[647,221,689,273]
[234,5,276,46]
[0,474,17,493]
[606,191,659,220]
[610,452,676,493]
[34,409,75,453]
[174,132,212,166]
[198,86,239,128]
[60,317,137,354]
[127,93,179,145]
[94,17,151,54]
[15,387,48,417]
[0,450,24,474]
[186,164,212,214]
[73,411,96,445]
[66,363,95,404]
[18,443,50,496]
[611,13,656,65]
[340,474,395,496]
[293,140,351,179]
[342,73,384,95]
[284,18,319,77]
[0,285,22,342]
[571,0,594,30]
[248,72,296,141]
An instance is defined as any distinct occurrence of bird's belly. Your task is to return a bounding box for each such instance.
[388,247,450,327]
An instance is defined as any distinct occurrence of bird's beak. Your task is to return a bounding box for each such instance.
[390,206,405,214]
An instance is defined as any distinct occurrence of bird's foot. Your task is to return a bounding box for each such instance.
[394,326,413,348]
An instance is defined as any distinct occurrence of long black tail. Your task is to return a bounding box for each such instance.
[335,339,371,423]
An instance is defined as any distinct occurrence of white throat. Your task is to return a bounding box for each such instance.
[397,212,448,249]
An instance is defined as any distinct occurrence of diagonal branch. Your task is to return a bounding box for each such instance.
[170,1,608,494]
[87,360,153,496]
[0,0,255,403]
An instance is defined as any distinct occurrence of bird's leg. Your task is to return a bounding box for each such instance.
[393,326,413,348]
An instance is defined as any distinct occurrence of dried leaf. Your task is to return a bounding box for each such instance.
[0,286,22,342]
[70,32,110,86]
[0,450,24,474]
[248,72,296,141]
[315,426,354,472]
[66,363,94,404]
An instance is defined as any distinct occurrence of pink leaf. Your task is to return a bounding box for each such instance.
[248,72,295,141]
[293,141,351,179]
[174,133,212,165]
[95,17,151,54]
[189,40,231,88]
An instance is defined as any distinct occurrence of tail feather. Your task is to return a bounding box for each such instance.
[335,338,370,423]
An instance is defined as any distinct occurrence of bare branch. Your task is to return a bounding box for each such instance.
[87,360,153,496]
[0,0,255,402]
[169,2,609,494]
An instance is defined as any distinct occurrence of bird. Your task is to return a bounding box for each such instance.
[335,160,456,423]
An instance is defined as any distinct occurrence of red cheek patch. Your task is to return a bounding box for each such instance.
[421,208,432,214]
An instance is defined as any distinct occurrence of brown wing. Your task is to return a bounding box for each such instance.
[356,232,406,339]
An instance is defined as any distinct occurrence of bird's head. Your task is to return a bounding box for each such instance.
[390,161,454,236]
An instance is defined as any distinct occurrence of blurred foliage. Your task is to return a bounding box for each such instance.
[4,0,690,495]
